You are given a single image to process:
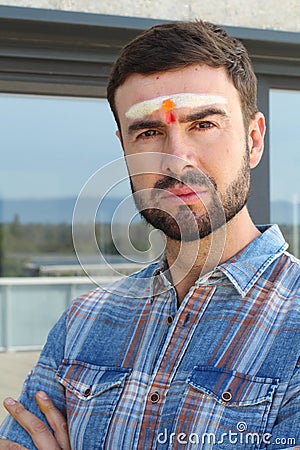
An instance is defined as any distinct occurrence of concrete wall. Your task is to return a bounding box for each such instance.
[0,0,300,32]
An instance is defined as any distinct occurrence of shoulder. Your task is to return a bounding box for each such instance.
[266,252,300,322]
[278,251,300,292]
[67,261,159,320]
[261,249,300,294]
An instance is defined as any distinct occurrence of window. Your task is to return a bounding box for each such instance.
[0,95,118,276]
[270,89,300,257]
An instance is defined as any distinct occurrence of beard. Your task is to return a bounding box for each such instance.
[130,146,251,242]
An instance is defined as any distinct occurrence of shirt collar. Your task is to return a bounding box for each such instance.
[219,224,288,297]
[151,224,288,299]
[150,256,172,299]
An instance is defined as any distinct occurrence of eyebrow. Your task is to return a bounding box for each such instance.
[179,107,229,123]
[127,120,165,135]
[126,107,228,135]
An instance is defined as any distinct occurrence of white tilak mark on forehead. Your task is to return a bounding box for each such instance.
[125,93,227,119]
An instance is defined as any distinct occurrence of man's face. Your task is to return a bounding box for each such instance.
[115,65,264,241]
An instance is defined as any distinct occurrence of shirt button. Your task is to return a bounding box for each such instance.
[83,387,92,397]
[221,391,232,402]
[167,315,174,324]
[150,392,160,403]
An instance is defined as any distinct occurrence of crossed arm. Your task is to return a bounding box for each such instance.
[0,392,69,450]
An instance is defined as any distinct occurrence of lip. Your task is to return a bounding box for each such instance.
[161,186,208,205]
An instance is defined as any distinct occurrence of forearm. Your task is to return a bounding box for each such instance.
[0,311,68,447]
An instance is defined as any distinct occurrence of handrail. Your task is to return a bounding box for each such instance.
[0,276,120,286]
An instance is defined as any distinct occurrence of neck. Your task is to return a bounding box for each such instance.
[165,207,261,304]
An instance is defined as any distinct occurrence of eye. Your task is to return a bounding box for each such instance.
[138,129,159,139]
[194,121,215,130]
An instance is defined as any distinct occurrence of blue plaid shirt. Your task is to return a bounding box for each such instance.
[1,225,300,449]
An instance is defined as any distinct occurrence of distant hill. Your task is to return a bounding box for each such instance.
[0,196,136,224]
[0,197,299,225]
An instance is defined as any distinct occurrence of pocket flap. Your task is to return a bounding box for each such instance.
[187,366,279,407]
[56,359,131,400]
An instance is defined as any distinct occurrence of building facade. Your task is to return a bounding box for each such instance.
[0,0,300,32]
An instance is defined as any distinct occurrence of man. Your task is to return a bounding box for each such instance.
[0,20,299,449]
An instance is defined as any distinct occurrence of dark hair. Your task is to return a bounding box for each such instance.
[107,20,258,129]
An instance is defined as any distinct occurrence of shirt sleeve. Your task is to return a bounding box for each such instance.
[0,310,68,449]
[266,363,300,449]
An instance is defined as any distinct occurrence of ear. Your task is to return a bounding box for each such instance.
[116,129,124,150]
[248,112,266,169]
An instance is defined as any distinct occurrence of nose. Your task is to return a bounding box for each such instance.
[160,129,198,177]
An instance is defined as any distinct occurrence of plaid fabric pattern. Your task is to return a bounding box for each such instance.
[1,225,299,449]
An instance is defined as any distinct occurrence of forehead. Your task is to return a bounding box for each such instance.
[125,93,228,120]
[115,65,240,119]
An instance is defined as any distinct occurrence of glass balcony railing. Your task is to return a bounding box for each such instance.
[0,276,117,351]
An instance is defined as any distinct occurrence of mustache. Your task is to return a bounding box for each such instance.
[154,170,217,191]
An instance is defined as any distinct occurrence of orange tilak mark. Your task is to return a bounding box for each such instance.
[162,98,175,112]
[162,99,176,124]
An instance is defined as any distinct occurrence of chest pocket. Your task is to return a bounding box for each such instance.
[183,366,280,449]
[187,365,279,407]
[55,359,131,449]
[56,359,131,401]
